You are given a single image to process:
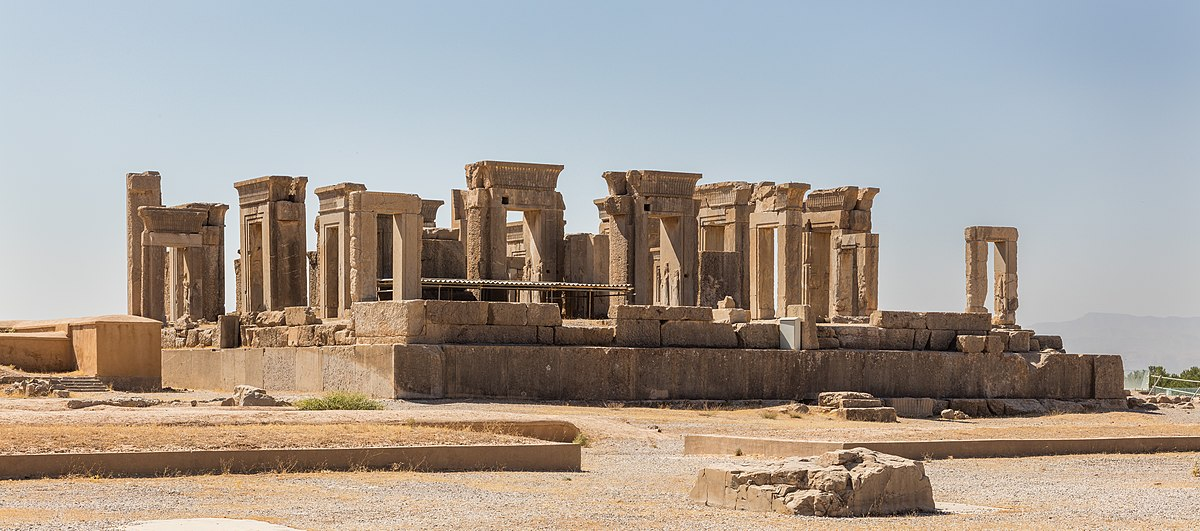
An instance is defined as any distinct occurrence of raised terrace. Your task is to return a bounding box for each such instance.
[60,159,1122,405]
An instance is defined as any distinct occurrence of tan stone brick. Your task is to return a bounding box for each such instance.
[879,328,915,350]
[614,319,660,347]
[869,310,926,329]
[527,303,563,326]
[424,300,488,325]
[661,321,738,348]
[735,321,779,349]
[486,302,528,326]
[555,324,614,346]
[352,300,425,338]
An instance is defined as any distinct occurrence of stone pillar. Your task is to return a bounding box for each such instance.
[856,234,879,315]
[126,171,162,317]
[993,240,1018,325]
[749,223,776,319]
[965,240,989,314]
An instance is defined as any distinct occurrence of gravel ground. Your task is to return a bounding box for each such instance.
[0,396,1198,529]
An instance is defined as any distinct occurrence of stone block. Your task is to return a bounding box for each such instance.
[913,329,931,350]
[1093,355,1125,399]
[614,319,660,347]
[1033,335,1064,351]
[879,328,915,350]
[287,325,319,347]
[830,325,880,350]
[555,324,615,346]
[1006,330,1033,352]
[945,398,991,418]
[834,407,897,423]
[713,308,750,324]
[661,321,738,348]
[818,337,841,349]
[536,326,555,345]
[837,398,884,408]
[486,302,528,326]
[869,311,926,330]
[284,306,318,326]
[527,303,563,327]
[216,314,240,349]
[255,311,286,327]
[818,391,875,406]
[735,321,779,349]
[924,312,991,333]
[254,326,288,348]
[883,397,939,418]
[984,334,1004,354]
[927,330,956,351]
[352,300,425,338]
[956,335,986,354]
[432,324,537,345]
[424,300,488,325]
[613,305,712,321]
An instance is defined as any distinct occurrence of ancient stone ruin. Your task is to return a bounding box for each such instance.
[5,158,1112,403]
[689,448,936,516]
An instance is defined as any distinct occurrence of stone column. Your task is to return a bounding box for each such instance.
[393,211,424,300]
[126,171,162,317]
[749,223,776,319]
[856,234,880,315]
[993,240,1018,325]
[830,233,857,317]
[965,239,990,314]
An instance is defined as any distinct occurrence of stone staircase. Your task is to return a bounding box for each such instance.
[46,376,109,393]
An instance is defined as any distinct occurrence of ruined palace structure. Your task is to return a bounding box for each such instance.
[124,161,1122,403]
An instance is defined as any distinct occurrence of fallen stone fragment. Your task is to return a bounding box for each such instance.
[220,385,289,407]
[940,409,970,420]
[67,397,161,409]
[690,447,935,516]
[3,378,54,397]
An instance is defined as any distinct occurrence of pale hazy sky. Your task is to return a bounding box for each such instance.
[1,1,1197,324]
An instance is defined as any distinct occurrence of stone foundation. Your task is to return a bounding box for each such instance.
[163,344,1123,400]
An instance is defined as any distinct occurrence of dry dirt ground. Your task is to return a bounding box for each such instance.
[0,392,1198,529]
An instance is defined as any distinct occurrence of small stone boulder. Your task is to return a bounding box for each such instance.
[221,385,288,407]
[67,397,161,409]
[3,378,54,397]
[940,409,970,420]
[818,391,875,407]
[690,448,935,517]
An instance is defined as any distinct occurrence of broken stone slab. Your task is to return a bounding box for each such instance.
[834,407,898,423]
[221,385,289,407]
[940,408,970,420]
[818,391,875,407]
[690,448,935,516]
[2,378,54,397]
[67,397,161,409]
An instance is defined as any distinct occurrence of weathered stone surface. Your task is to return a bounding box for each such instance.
[2,378,54,397]
[884,397,943,418]
[924,312,990,332]
[1005,330,1034,352]
[554,324,614,346]
[869,311,925,330]
[526,303,563,327]
[818,391,875,407]
[734,321,779,349]
[927,330,956,351]
[67,397,161,409]
[984,334,1005,354]
[879,328,915,350]
[614,319,660,347]
[829,325,880,350]
[1033,334,1064,351]
[955,335,986,354]
[661,321,738,348]
[940,408,970,420]
[284,306,318,326]
[838,398,883,408]
[713,308,750,324]
[425,300,487,325]
[613,305,713,322]
[690,448,935,516]
[254,311,286,327]
[486,302,528,326]
[834,407,898,422]
[1093,355,1125,399]
[221,385,288,406]
[352,300,425,338]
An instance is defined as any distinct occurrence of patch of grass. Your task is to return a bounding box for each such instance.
[293,391,383,411]
[786,410,804,419]
[0,327,15,333]
[759,410,778,420]
[734,448,743,457]
[1192,460,1199,479]
[572,433,592,448]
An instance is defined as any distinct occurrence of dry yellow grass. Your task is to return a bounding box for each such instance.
[0,423,538,454]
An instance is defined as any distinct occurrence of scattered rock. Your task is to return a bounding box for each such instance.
[818,391,875,407]
[2,378,54,397]
[940,409,970,420]
[220,385,289,407]
[67,397,161,409]
[53,389,70,398]
[690,448,935,516]
[783,403,809,415]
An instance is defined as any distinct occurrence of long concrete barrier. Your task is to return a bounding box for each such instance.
[683,434,1200,460]
[0,442,581,480]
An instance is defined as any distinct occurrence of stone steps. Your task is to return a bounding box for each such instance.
[46,377,108,393]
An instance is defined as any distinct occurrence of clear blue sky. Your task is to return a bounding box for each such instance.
[1,1,1197,324]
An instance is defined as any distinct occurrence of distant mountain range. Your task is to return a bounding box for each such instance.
[1033,313,1200,373]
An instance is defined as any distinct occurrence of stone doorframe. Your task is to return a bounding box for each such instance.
[965,226,1018,325]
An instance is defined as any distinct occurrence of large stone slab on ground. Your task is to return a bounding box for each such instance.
[689,448,935,516]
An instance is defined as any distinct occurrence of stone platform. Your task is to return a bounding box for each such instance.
[163,344,1123,401]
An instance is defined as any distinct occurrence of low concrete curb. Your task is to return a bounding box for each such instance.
[0,442,581,480]
[683,434,1200,460]
[416,420,580,443]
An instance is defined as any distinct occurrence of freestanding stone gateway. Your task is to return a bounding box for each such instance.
[234,176,308,313]
[964,226,1018,325]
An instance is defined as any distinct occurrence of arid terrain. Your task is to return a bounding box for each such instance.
[0,391,1198,529]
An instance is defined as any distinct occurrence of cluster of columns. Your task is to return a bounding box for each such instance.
[126,172,227,323]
